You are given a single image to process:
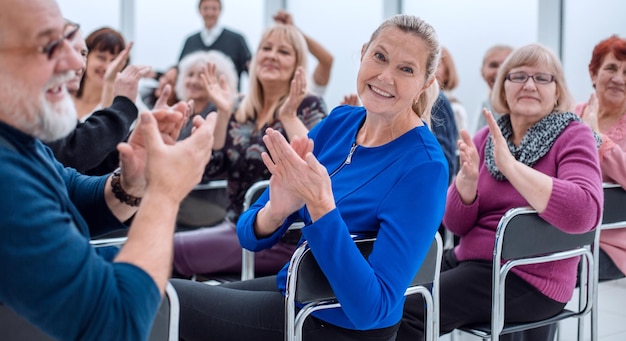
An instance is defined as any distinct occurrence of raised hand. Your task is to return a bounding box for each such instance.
[104,41,133,84]
[113,64,152,102]
[272,10,294,26]
[455,128,479,204]
[153,84,193,139]
[139,112,216,204]
[340,93,360,106]
[582,93,600,133]
[261,128,334,221]
[483,107,516,177]
[200,62,234,116]
[277,67,307,121]
[117,97,192,196]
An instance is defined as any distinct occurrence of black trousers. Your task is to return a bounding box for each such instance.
[171,276,399,341]
[396,249,565,341]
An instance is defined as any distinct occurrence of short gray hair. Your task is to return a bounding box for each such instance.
[175,50,238,101]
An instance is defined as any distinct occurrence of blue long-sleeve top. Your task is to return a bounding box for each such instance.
[0,122,160,340]
[237,105,449,330]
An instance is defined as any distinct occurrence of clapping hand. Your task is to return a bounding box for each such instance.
[118,84,194,196]
[200,62,234,116]
[113,64,152,102]
[277,67,307,121]
[104,42,133,84]
[582,93,600,133]
[483,107,515,177]
[261,128,334,221]
[340,93,361,106]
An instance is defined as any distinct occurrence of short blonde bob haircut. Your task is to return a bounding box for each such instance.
[491,43,575,115]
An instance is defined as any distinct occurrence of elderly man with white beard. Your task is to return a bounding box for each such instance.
[0,0,218,340]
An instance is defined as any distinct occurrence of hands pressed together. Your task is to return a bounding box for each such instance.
[116,85,216,205]
[260,128,335,225]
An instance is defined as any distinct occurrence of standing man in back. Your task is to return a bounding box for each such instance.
[179,0,251,91]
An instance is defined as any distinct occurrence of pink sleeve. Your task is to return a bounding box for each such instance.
[573,102,586,117]
[540,123,603,233]
[599,135,626,187]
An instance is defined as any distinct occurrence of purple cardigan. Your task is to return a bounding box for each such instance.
[444,120,603,303]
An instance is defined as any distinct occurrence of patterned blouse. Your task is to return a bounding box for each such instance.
[204,94,327,222]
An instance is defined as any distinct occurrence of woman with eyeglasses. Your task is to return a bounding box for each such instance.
[575,35,626,281]
[398,43,603,341]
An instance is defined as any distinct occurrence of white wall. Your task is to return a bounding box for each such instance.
[562,0,626,106]
[57,0,119,36]
[403,0,538,134]
[286,0,384,110]
[56,0,626,127]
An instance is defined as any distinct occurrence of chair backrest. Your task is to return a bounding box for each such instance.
[177,179,228,229]
[241,180,308,281]
[0,282,180,341]
[290,233,441,303]
[496,207,596,261]
[485,207,599,339]
[293,236,375,303]
[602,183,626,228]
[243,179,270,211]
[147,282,180,341]
[89,236,128,248]
[284,233,442,341]
[240,180,270,280]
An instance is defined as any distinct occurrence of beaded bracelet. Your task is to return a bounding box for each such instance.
[111,168,142,207]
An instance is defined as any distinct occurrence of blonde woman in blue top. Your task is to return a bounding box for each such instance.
[171,14,448,341]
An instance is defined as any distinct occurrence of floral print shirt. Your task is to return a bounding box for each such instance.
[204,94,327,222]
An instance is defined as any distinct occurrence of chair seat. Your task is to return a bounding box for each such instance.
[459,309,577,338]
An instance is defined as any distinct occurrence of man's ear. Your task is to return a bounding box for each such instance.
[360,43,367,59]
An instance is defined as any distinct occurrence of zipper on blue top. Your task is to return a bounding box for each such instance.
[329,142,357,178]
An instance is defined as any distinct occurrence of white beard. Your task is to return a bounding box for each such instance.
[0,71,78,142]
[36,88,78,142]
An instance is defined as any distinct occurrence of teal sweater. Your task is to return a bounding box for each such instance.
[0,122,160,340]
[238,105,449,330]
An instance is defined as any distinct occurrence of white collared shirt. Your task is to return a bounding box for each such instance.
[200,23,225,46]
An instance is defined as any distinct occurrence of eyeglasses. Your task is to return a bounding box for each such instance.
[505,72,555,84]
[41,23,81,60]
[0,22,80,60]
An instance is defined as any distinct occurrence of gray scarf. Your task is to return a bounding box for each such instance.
[485,112,601,181]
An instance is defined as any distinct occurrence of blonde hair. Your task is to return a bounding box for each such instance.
[234,24,308,123]
[364,15,440,123]
[438,47,459,91]
[491,43,575,114]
